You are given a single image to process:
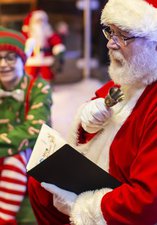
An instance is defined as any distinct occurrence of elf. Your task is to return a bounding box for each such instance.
[0,26,52,225]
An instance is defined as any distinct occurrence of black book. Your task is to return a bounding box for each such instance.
[27,124,121,194]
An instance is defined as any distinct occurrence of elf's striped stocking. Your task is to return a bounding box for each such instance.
[0,149,31,224]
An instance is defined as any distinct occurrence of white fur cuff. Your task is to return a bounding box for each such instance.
[70,188,112,225]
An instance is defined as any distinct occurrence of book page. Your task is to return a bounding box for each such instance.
[27,124,67,171]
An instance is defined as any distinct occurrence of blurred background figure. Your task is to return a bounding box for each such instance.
[55,21,69,46]
[22,10,66,83]
[0,26,52,225]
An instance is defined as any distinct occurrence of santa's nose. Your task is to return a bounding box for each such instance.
[107,38,120,50]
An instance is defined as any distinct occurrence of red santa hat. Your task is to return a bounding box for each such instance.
[22,10,48,37]
[101,0,157,41]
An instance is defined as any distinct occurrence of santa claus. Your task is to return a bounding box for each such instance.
[27,0,157,225]
[22,10,66,82]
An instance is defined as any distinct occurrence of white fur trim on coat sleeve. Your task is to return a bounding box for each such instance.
[70,188,112,225]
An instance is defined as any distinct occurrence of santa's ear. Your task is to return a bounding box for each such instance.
[24,37,36,58]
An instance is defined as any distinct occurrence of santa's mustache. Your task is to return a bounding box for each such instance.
[109,50,124,61]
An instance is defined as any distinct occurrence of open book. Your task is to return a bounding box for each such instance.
[27,124,121,194]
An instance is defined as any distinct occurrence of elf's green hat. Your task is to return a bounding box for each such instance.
[0,26,27,63]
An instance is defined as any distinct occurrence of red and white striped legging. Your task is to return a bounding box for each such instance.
[0,149,32,225]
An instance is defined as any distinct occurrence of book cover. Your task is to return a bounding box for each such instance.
[27,124,121,194]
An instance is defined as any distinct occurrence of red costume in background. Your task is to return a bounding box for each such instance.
[22,10,66,82]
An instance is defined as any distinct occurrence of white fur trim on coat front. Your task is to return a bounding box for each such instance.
[68,86,146,171]
[101,0,157,41]
[70,188,112,225]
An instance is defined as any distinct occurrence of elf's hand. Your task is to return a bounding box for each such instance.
[41,182,77,215]
[80,98,112,133]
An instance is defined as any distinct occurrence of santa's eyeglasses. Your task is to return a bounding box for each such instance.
[102,26,140,47]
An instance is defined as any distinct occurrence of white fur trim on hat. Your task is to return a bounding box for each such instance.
[70,188,112,225]
[31,10,48,23]
[101,0,157,41]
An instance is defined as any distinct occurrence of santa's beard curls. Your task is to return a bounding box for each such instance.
[29,22,53,47]
[108,42,157,86]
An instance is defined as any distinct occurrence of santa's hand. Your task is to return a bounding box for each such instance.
[41,182,77,215]
[80,98,112,133]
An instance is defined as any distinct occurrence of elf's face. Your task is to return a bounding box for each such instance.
[0,51,24,90]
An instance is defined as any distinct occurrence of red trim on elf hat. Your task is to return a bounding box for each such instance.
[0,44,26,63]
[0,27,27,63]
[0,31,25,44]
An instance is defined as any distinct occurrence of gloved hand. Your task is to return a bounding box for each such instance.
[41,182,77,215]
[80,98,112,133]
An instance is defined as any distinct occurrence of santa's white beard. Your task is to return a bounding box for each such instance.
[108,42,157,86]
[29,23,53,47]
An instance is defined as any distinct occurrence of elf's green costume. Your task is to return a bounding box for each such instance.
[0,26,52,225]
[0,75,52,157]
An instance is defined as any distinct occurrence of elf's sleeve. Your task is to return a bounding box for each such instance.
[0,78,52,157]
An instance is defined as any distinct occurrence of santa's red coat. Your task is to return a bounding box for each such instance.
[28,80,157,225]
[70,80,157,225]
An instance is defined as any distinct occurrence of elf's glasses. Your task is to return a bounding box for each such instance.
[102,26,140,47]
[0,52,18,66]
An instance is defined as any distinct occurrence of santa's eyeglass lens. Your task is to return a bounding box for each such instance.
[102,26,139,46]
